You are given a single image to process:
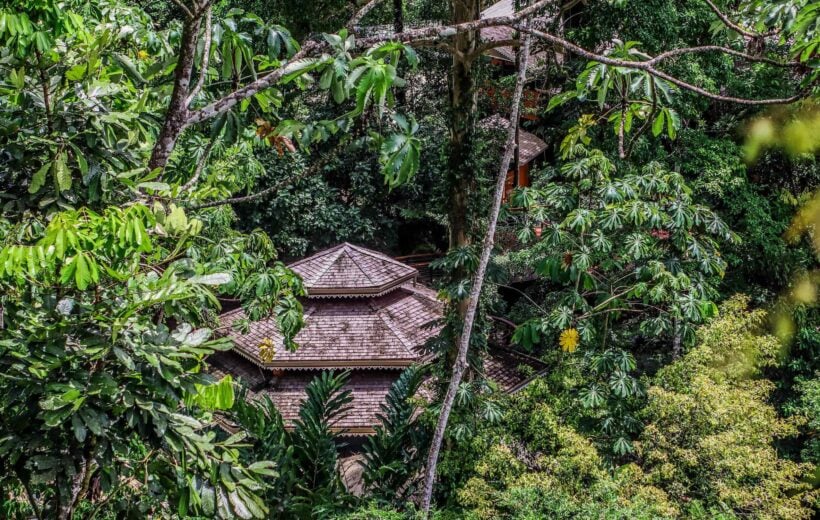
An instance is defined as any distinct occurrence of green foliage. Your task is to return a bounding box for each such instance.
[0,0,168,211]
[379,114,423,189]
[450,382,678,519]
[361,365,430,505]
[549,39,681,147]
[637,296,816,519]
[739,0,820,87]
[509,147,733,351]
[504,148,735,455]
[787,375,820,471]
[230,371,354,518]
[0,204,284,518]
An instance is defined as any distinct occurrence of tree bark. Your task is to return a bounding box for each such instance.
[446,0,480,254]
[420,22,532,517]
[148,13,202,172]
[444,0,481,369]
[393,0,406,106]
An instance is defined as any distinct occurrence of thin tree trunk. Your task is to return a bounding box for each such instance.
[34,50,53,135]
[420,25,532,517]
[672,318,682,359]
[393,0,406,106]
[393,0,404,36]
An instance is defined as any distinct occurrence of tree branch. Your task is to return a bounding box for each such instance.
[347,0,387,31]
[171,0,194,19]
[648,44,799,67]
[469,38,521,60]
[21,477,43,520]
[34,50,53,134]
[516,24,805,105]
[179,139,215,192]
[419,19,533,519]
[702,0,777,39]
[148,11,204,171]
[188,145,339,209]
[152,0,805,172]
[185,43,316,126]
[186,6,212,106]
[358,0,554,47]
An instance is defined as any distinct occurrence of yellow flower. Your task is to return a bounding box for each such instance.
[137,50,149,60]
[259,337,275,363]
[559,328,580,353]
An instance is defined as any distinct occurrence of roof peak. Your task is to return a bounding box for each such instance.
[289,243,418,298]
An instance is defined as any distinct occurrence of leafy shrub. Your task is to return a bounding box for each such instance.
[637,296,817,519]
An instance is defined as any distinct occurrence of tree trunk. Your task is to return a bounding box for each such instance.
[446,0,480,254]
[444,0,481,369]
[148,14,202,172]
[672,318,682,359]
[393,0,407,106]
[420,22,532,517]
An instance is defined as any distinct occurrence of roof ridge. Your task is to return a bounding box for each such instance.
[287,243,346,269]
[374,304,418,359]
[343,247,377,284]
[308,245,348,285]
[345,243,420,273]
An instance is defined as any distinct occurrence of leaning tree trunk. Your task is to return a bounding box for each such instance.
[420,24,532,517]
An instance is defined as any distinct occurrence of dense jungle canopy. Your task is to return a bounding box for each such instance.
[0,0,819,518]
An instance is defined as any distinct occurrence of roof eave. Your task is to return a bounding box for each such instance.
[304,273,418,298]
[261,359,416,370]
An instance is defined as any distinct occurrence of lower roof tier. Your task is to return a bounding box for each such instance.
[208,347,547,435]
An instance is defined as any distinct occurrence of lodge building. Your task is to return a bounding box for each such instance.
[209,242,544,435]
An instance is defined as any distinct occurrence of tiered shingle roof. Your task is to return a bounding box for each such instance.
[212,243,546,435]
[255,371,397,435]
[480,115,548,164]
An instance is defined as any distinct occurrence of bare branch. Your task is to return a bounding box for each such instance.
[171,0,194,19]
[157,0,804,171]
[187,2,555,125]
[702,0,777,39]
[649,45,799,67]
[516,24,805,105]
[186,43,316,126]
[469,38,521,60]
[420,18,533,519]
[186,6,212,106]
[357,0,555,47]
[179,139,215,192]
[347,0,386,31]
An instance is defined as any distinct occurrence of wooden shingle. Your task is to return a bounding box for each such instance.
[220,283,443,369]
[290,242,418,297]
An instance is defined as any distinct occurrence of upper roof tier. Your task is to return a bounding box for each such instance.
[220,283,443,370]
[290,243,419,298]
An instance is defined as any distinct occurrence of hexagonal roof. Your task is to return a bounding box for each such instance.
[289,243,419,297]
